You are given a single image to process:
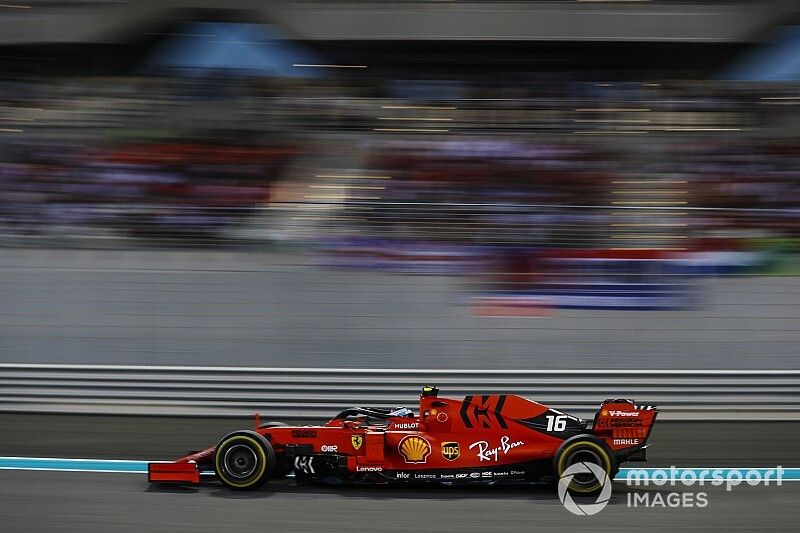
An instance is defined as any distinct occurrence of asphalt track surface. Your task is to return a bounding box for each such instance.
[2,470,799,532]
[2,415,800,532]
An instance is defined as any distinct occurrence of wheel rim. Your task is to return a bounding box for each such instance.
[223,444,258,479]
[564,448,605,488]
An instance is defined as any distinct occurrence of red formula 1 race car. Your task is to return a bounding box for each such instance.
[148,386,657,494]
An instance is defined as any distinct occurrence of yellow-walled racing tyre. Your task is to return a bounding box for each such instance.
[553,436,616,495]
[214,430,275,490]
[257,422,290,479]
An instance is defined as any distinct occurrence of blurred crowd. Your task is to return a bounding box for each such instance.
[0,75,797,268]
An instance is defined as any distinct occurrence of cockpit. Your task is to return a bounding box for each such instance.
[328,406,415,425]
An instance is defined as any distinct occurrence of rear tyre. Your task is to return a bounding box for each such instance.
[553,436,615,495]
[214,430,275,490]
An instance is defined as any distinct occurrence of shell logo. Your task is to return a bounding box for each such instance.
[398,435,431,463]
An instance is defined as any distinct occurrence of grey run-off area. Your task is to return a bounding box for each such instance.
[1,248,799,369]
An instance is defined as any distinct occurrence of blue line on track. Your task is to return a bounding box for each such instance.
[1,458,800,480]
[0,457,148,473]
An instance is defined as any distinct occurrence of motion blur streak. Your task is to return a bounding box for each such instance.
[2,249,799,369]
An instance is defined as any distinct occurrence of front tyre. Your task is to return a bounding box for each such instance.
[553,435,615,495]
[214,430,275,490]
[258,422,290,478]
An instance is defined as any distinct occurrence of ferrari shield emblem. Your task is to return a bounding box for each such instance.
[441,442,460,461]
[351,434,363,450]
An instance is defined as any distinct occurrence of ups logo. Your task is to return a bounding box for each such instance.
[441,442,460,461]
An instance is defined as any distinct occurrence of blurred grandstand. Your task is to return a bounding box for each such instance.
[0,1,799,357]
[1,72,798,307]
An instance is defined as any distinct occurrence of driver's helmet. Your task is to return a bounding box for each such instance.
[388,407,414,418]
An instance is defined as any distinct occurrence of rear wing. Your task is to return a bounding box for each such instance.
[592,399,657,459]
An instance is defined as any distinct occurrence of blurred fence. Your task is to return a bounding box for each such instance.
[2,247,799,370]
[1,200,795,251]
[2,364,798,420]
